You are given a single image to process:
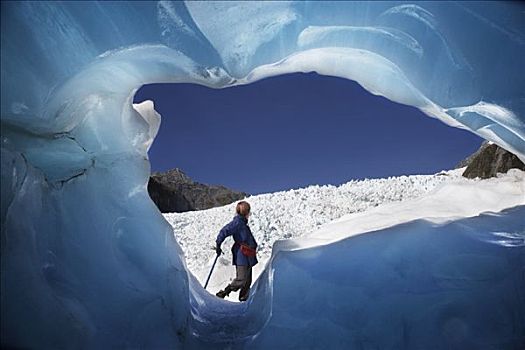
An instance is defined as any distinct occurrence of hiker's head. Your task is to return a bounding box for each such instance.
[236,201,251,218]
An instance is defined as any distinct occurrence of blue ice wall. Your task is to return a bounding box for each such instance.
[1,1,524,348]
[246,206,525,349]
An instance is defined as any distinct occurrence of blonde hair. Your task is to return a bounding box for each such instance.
[236,201,251,217]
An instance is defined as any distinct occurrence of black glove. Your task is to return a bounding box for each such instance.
[215,244,222,256]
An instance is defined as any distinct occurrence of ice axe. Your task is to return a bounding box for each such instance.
[204,248,221,290]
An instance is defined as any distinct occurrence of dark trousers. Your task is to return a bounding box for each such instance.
[226,265,252,301]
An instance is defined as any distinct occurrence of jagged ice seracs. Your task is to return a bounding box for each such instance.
[1,1,524,349]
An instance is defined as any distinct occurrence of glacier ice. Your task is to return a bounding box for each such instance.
[1,1,524,348]
[243,206,525,349]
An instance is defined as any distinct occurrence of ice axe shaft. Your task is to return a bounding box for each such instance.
[204,253,220,290]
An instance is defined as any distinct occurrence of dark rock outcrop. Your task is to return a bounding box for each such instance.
[459,142,525,179]
[148,168,248,213]
[456,141,488,169]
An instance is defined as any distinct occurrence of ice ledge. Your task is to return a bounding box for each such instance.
[275,169,525,251]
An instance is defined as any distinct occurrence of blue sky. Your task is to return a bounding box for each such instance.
[134,73,482,194]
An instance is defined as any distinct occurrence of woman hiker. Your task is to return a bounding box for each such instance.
[215,201,258,301]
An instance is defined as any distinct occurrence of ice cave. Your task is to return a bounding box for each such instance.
[1,1,524,349]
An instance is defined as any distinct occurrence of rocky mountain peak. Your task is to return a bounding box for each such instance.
[148,168,248,213]
[151,168,193,186]
[458,142,524,179]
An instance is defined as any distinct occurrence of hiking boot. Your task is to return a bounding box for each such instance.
[239,287,250,302]
[239,291,250,302]
[216,289,230,298]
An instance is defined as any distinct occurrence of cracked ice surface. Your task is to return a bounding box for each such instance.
[1,1,524,349]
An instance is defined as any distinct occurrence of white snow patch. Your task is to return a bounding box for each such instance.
[304,168,525,243]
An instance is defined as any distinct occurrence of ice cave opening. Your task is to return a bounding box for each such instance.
[133,73,483,195]
[132,72,484,296]
[2,1,524,349]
